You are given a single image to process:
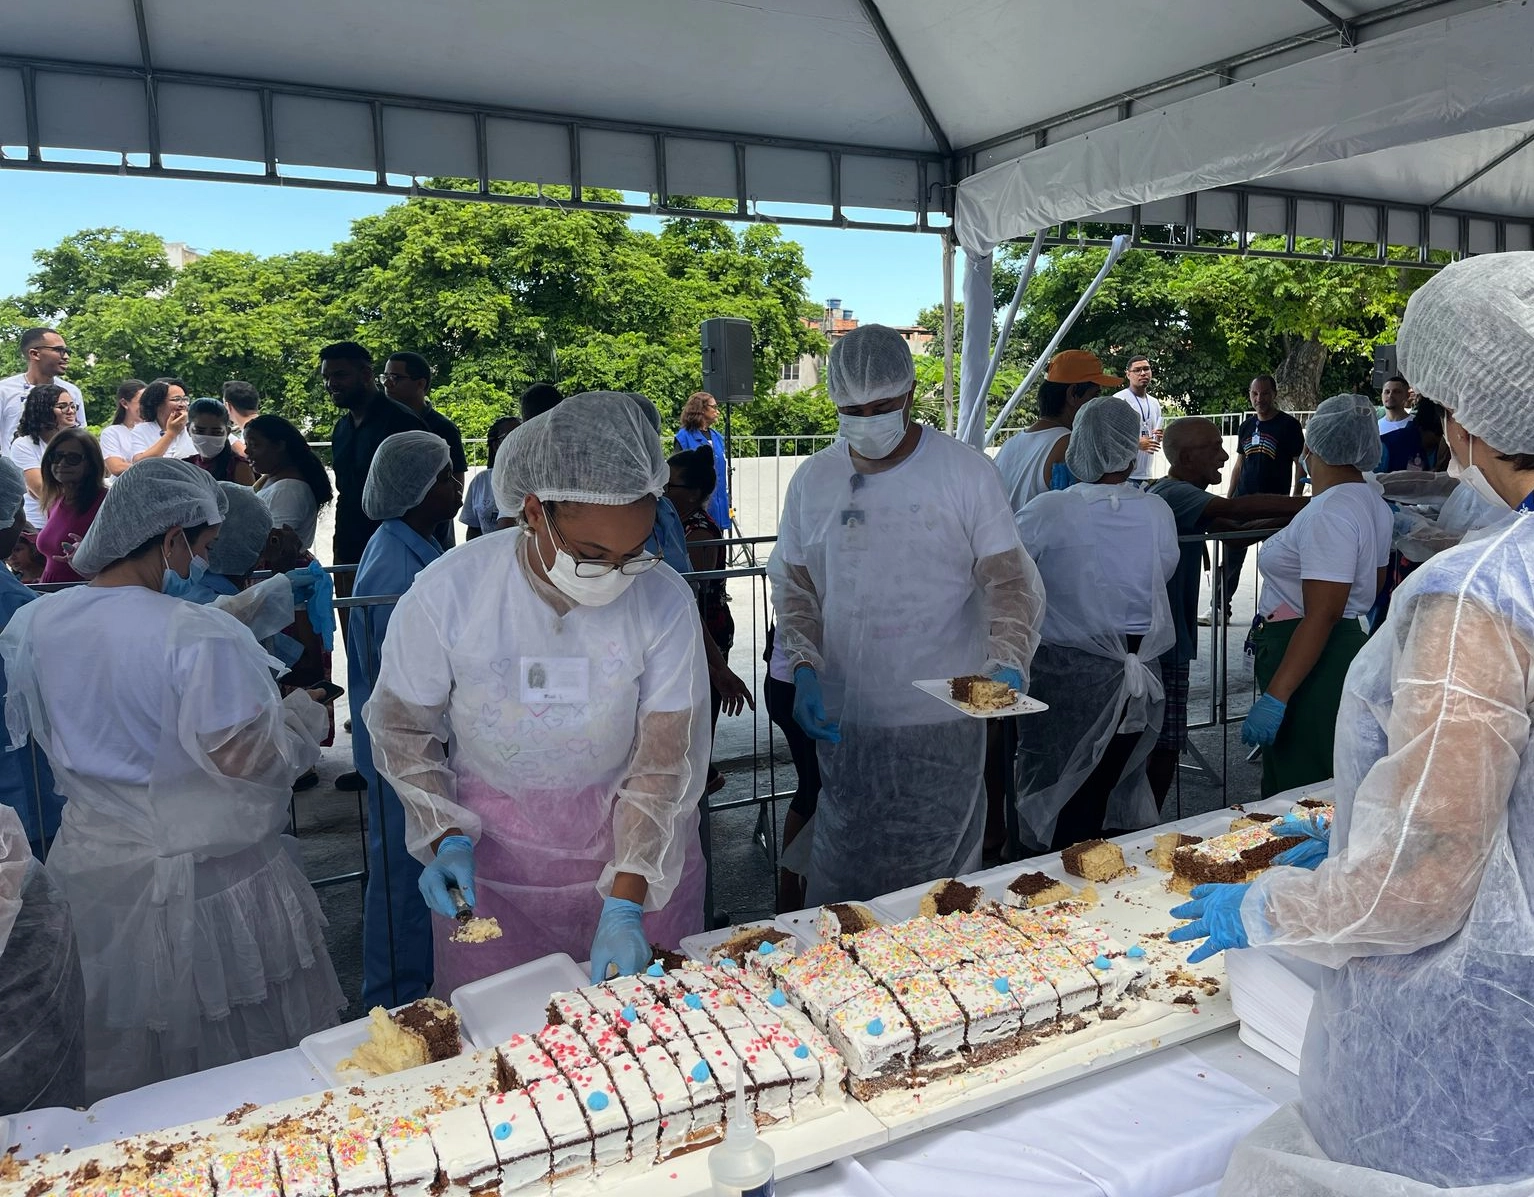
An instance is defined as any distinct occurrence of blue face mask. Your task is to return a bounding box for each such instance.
[161,531,209,598]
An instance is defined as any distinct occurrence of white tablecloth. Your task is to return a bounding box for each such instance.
[783,1035,1296,1197]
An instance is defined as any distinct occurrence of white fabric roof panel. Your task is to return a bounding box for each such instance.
[1,0,1530,238]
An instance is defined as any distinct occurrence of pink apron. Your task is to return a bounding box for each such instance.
[431,773,706,996]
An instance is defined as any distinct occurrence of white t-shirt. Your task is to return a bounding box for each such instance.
[459,470,499,535]
[1379,415,1412,434]
[99,423,139,470]
[6,436,48,527]
[1114,387,1162,481]
[0,375,84,447]
[993,425,1070,513]
[128,421,197,461]
[1257,482,1393,619]
[1017,483,1180,639]
[257,478,320,551]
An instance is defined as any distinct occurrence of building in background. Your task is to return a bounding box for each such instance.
[776,298,932,394]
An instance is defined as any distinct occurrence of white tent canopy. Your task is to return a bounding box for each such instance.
[4,0,1531,246]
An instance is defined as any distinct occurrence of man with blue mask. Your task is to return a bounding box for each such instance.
[768,325,1046,903]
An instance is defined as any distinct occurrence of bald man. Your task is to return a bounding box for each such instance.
[1147,418,1307,805]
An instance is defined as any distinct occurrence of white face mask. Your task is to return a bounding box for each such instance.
[1447,433,1508,512]
[537,519,640,607]
[839,406,909,460]
[190,433,227,458]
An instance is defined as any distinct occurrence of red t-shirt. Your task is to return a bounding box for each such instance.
[37,488,106,584]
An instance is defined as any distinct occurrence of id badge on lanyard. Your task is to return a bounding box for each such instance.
[520,657,591,704]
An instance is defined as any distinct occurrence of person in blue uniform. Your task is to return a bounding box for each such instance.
[349,431,463,1007]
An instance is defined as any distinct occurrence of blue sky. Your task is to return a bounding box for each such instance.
[0,171,946,328]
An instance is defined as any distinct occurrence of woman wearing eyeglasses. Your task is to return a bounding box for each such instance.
[9,384,79,529]
[36,429,107,584]
[364,392,709,992]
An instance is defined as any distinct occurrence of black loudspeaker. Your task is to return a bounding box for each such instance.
[1371,343,1398,390]
[701,318,755,403]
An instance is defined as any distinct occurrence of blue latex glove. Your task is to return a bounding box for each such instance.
[302,560,335,651]
[989,665,1026,694]
[286,567,318,604]
[590,896,649,983]
[1272,812,1330,870]
[1240,693,1287,747]
[419,834,476,918]
[792,666,841,743]
[1168,882,1252,964]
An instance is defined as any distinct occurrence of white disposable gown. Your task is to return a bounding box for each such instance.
[0,587,341,1101]
[1220,510,1534,1194]
[768,429,1044,903]
[1013,483,1178,849]
[362,530,710,996]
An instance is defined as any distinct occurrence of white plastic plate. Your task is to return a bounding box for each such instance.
[299,1001,462,1086]
[774,905,826,948]
[680,919,795,965]
[452,952,588,1049]
[912,678,1049,719]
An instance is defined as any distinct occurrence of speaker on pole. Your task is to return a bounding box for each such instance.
[1371,343,1398,391]
[701,318,755,403]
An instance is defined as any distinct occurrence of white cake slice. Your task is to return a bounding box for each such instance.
[212,1146,282,1197]
[984,951,1061,1031]
[724,1023,794,1123]
[825,987,916,1098]
[481,1088,553,1193]
[634,1042,694,1160]
[272,1136,336,1197]
[523,1074,593,1183]
[881,971,967,1073]
[329,1126,391,1197]
[843,925,926,982]
[538,1024,630,1175]
[427,1101,500,1194]
[936,961,1024,1059]
[378,1115,439,1197]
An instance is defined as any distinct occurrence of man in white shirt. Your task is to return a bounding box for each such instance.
[0,329,86,447]
[1378,374,1412,434]
[1114,353,1162,486]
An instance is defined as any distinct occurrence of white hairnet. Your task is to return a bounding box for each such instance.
[1306,393,1382,471]
[363,431,450,521]
[73,458,225,576]
[0,458,26,522]
[492,390,666,516]
[827,324,915,407]
[1396,251,1534,454]
[1065,395,1141,481]
[207,482,273,577]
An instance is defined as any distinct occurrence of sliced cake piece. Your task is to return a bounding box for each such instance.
[936,961,1024,1062]
[328,1126,391,1197]
[842,924,926,982]
[772,942,877,1028]
[1171,822,1305,893]
[918,877,987,917]
[633,1041,695,1159]
[378,1115,439,1197]
[949,674,1016,710]
[937,910,1035,960]
[710,925,794,968]
[1037,944,1101,1021]
[336,997,461,1078]
[546,988,597,1029]
[481,1089,553,1193]
[1060,839,1128,882]
[1149,832,1203,871]
[732,993,826,1113]
[212,1147,281,1197]
[815,901,879,941]
[1003,870,1076,909]
[538,1024,630,1176]
[885,916,972,971]
[523,1074,593,1184]
[985,951,1062,1032]
[1228,810,1281,831]
[270,1137,335,1197]
[724,1023,794,1124]
[825,987,916,1099]
[882,971,967,1076]
[427,1102,500,1195]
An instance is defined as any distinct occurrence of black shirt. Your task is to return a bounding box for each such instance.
[1234,411,1305,497]
[331,392,428,566]
[418,404,468,549]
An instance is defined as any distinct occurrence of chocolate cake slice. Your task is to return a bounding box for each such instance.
[949,674,1017,710]
[919,878,987,917]
[1002,871,1076,909]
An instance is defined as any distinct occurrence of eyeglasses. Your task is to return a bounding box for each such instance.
[52,402,76,412]
[548,512,661,578]
[379,372,415,384]
[50,452,85,467]
[38,344,69,355]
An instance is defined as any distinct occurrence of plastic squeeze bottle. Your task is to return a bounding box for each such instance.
[707,1066,775,1196]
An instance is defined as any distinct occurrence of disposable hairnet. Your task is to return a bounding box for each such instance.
[0,458,26,522]
[492,390,666,516]
[207,482,274,577]
[1065,395,1141,482]
[1305,393,1382,471]
[363,430,450,521]
[72,458,225,577]
[826,324,915,408]
[1396,251,1534,455]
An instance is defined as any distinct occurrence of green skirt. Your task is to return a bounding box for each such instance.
[1250,616,1368,798]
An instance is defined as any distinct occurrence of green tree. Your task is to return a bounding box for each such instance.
[19,228,173,321]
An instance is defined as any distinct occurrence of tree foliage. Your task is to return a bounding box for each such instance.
[1,192,826,437]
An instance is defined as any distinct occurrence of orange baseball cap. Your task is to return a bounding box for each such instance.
[1046,350,1122,389]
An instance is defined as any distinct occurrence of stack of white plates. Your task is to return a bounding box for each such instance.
[1225,948,1320,1074]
